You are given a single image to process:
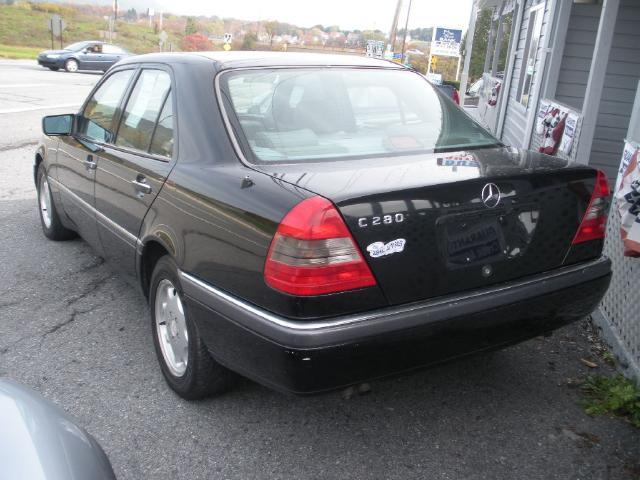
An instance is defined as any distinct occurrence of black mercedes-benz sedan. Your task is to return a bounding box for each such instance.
[34,52,612,398]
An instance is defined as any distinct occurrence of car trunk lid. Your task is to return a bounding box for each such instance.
[253,147,603,305]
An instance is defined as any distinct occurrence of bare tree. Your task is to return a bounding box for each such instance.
[264,20,279,46]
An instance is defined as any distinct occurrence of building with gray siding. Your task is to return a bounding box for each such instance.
[462,0,640,381]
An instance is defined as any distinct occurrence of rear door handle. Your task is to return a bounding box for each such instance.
[84,154,97,171]
[131,176,152,195]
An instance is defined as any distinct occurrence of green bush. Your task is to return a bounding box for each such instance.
[442,80,460,90]
[581,374,640,428]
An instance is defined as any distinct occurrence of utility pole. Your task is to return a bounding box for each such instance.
[388,0,403,54]
[400,0,412,60]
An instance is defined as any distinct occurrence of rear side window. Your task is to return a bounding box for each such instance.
[102,44,125,54]
[149,92,174,158]
[116,69,171,154]
[79,69,134,143]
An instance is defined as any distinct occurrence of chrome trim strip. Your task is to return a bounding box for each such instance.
[48,176,138,246]
[214,71,251,168]
[179,256,610,332]
[180,271,332,330]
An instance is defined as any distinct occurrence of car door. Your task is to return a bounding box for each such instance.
[101,44,126,69]
[76,44,103,70]
[55,68,136,253]
[94,67,175,279]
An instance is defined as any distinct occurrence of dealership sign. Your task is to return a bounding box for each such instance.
[431,27,462,57]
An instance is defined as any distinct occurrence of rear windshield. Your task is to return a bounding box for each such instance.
[219,68,500,164]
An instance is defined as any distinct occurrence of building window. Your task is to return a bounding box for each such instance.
[517,3,544,108]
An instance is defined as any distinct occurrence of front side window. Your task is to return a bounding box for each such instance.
[86,44,103,54]
[517,5,544,108]
[116,70,171,153]
[221,68,500,163]
[79,69,134,143]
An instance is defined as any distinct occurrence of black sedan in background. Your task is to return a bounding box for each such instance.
[35,52,611,399]
[37,41,131,72]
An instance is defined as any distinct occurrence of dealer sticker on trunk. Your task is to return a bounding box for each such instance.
[366,239,406,258]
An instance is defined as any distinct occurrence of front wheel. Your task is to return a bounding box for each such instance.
[150,256,234,399]
[64,58,78,72]
[36,164,76,241]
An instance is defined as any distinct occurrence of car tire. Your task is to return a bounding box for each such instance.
[150,255,234,399]
[48,67,59,71]
[36,164,76,241]
[64,58,78,73]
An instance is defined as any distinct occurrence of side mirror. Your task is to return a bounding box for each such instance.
[42,114,74,136]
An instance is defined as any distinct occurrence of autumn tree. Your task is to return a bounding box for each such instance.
[185,16,198,35]
[181,33,212,51]
[241,33,257,51]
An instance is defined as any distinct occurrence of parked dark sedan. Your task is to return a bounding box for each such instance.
[35,52,612,398]
[37,41,130,72]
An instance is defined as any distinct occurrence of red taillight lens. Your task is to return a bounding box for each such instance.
[572,170,611,245]
[264,196,376,296]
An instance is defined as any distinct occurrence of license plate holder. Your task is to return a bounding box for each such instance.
[440,213,507,268]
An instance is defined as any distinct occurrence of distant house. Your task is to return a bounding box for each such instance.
[346,32,362,46]
[461,0,640,381]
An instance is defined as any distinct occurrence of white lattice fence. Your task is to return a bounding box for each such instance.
[595,209,640,381]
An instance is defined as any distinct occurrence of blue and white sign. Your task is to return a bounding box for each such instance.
[366,40,385,58]
[431,27,462,57]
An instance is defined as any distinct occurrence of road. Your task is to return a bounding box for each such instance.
[1,60,639,480]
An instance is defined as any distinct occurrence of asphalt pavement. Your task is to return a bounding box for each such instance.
[0,60,639,480]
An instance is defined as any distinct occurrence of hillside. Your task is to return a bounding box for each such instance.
[0,2,187,56]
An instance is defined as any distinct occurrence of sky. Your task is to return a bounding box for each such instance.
[152,0,473,33]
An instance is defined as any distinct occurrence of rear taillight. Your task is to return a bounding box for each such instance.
[572,170,610,245]
[264,196,376,296]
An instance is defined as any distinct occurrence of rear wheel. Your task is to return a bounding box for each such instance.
[64,58,78,73]
[150,256,234,399]
[36,164,76,241]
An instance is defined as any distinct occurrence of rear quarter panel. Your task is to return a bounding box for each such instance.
[140,163,387,318]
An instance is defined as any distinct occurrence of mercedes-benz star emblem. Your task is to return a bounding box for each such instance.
[481,183,501,208]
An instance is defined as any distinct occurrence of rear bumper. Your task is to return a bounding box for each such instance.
[181,257,611,394]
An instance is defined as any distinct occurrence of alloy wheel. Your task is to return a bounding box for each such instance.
[155,279,189,377]
[66,59,78,72]
[39,174,52,229]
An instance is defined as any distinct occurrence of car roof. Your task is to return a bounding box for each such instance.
[117,51,405,70]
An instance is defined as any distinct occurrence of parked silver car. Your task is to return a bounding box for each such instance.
[0,379,116,479]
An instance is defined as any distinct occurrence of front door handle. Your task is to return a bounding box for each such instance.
[131,176,152,195]
[84,154,97,171]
